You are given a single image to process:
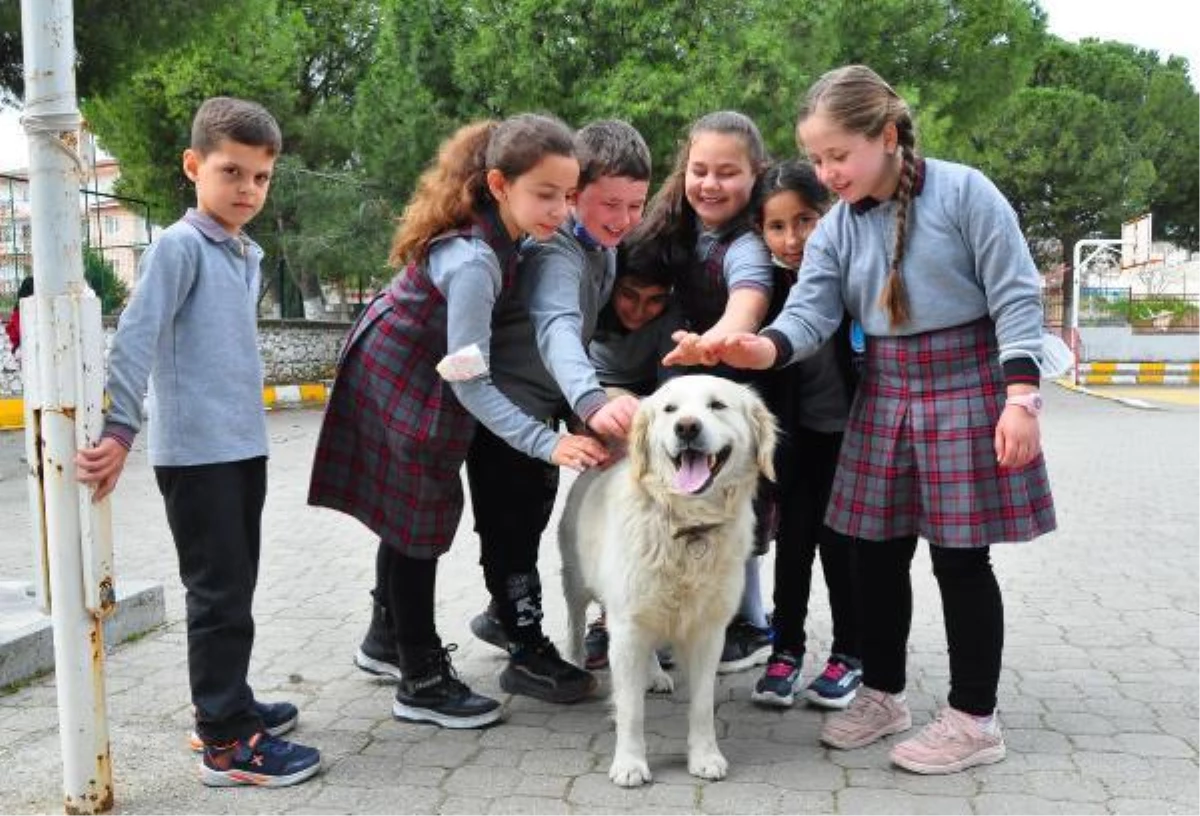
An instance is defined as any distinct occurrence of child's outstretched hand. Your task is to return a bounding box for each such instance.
[586,393,640,441]
[662,331,719,367]
[75,437,129,502]
[552,432,610,472]
[714,333,778,370]
[994,402,1041,469]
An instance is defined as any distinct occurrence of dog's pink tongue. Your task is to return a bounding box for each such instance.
[673,451,711,494]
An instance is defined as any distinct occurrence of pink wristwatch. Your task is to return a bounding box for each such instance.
[1006,392,1043,417]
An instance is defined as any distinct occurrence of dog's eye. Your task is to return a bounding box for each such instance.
[663,403,677,414]
[709,399,727,410]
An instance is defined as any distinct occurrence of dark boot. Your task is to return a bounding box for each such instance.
[355,591,400,680]
[393,641,503,729]
[496,571,596,703]
[468,598,508,653]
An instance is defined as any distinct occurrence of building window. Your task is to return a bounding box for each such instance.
[104,216,119,236]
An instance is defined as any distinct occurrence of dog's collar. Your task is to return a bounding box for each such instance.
[672,522,722,541]
[672,521,723,559]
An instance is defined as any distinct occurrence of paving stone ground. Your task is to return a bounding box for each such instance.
[0,383,1196,814]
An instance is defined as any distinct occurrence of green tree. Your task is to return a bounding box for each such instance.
[971,38,1198,258]
[1,1,232,105]
[81,0,385,317]
[83,247,129,314]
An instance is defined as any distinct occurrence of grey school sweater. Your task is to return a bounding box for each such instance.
[488,219,612,424]
[103,209,268,466]
[764,158,1044,380]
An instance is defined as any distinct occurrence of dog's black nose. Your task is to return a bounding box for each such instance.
[674,417,700,442]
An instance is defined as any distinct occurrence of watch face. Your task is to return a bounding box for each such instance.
[1031,394,1044,410]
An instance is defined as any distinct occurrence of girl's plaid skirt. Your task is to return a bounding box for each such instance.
[308,292,475,558]
[825,318,1056,547]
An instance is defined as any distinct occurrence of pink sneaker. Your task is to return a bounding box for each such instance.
[890,707,1006,774]
[819,686,911,749]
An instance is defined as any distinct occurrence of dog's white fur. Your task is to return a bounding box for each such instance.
[559,374,776,787]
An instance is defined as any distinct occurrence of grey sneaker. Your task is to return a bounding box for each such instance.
[819,686,912,749]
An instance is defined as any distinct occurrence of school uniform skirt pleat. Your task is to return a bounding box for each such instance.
[825,318,1056,547]
[308,293,475,558]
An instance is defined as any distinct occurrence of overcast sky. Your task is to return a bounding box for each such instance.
[2,0,1197,173]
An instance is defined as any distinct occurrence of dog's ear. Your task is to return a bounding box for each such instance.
[629,400,653,482]
[749,395,778,482]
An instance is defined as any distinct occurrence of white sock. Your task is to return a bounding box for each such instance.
[738,557,768,629]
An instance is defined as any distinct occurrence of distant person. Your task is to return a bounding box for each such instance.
[5,275,33,359]
[75,97,322,788]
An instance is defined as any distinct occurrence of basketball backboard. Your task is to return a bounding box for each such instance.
[1121,213,1152,268]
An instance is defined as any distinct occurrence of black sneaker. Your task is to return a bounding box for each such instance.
[355,598,401,680]
[393,644,504,729]
[188,700,299,753]
[584,618,609,670]
[750,650,803,708]
[199,731,321,788]
[500,637,597,703]
[718,618,773,674]
[469,602,509,653]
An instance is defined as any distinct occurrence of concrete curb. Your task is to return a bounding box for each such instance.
[1077,360,1199,386]
[0,579,166,689]
[0,381,334,430]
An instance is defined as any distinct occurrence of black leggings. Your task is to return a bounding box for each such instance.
[856,536,1004,715]
[771,427,859,659]
[375,542,439,648]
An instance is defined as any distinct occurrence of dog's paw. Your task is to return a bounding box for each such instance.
[647,667,674,694]
[688,748,728,781]
[609,755,653,787]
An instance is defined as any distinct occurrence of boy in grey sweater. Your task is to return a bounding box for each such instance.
[75,97,321,788]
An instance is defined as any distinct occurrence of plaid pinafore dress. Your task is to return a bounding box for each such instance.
[825,317,1056,547]
[308,213,519,558]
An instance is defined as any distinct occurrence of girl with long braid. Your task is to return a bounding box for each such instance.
[675,64,1057,774]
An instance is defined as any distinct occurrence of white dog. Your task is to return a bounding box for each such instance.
[559,374,776,787]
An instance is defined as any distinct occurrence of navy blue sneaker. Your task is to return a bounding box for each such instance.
[199,731,321,787]
[189,700,298,752]
[805,654,863,710]
[751,650,803,708]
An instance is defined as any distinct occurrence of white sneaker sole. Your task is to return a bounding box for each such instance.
[750,687,796,708]
[717,644,772,674]
[355,647,402,681]
[392,699,504,730]
[805,685,858,710]
[891,742,1006,774]
[198,756,321,787]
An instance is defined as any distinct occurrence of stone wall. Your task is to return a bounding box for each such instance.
[0,318,351,397]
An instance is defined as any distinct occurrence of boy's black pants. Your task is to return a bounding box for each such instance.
[155,456,267,744]
[466,423,559,642]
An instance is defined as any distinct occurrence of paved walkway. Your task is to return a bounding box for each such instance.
[0,384,1196,814]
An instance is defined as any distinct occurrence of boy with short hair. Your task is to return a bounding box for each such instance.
[75,96,321,787]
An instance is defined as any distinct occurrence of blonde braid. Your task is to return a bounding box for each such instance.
[881,119,917,326]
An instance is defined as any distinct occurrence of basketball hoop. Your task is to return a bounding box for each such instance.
[1121,213,1152,269]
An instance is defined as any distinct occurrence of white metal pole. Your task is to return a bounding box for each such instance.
[19,1,114,813]
[1071,242,1082,386]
